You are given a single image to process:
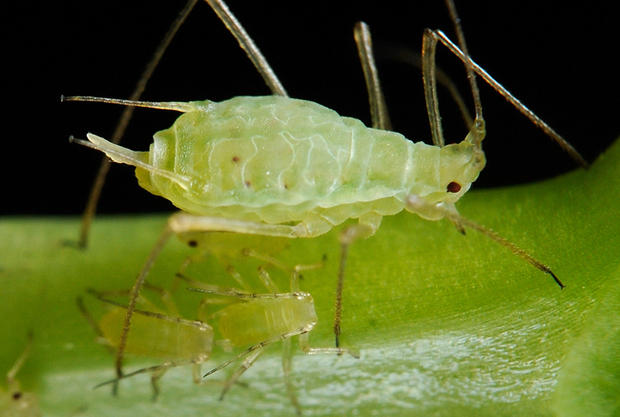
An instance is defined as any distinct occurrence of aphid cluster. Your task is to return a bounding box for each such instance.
[79,244,354,414]
[65,0,587,414]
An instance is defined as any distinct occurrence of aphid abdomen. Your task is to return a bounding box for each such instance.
[136,96,431,224]
[100,308,213,361]
[217,296,317,347]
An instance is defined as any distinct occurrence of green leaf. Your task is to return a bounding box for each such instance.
[1,139,618,417]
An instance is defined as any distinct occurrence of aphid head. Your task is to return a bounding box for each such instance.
[437,140,486,203]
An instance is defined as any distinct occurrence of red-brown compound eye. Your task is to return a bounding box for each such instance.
[447,181,461,193]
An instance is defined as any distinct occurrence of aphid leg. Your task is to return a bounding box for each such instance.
[256,265,279,293]
[76,297,115,353]
[406,195,564,288]
[6,332,33,389]
[204,0,287,97]
[72,0,198,249]
[354,21,391,130]
[218,348,264,401]
[114,226,174,394]
[95,360,185,392]
[143,283,180,317]
[427,0,588,167]
[241,248,325,289]
[224,265,253,291]
[334,213,383,348]
[377,44,474,129]
[298,332,359,358]
[149,367,168,401]
[281,337,302,416]
[85,285,173,316]
[186,281,307,300]
[422,23,484,148]
[175,272,249,318]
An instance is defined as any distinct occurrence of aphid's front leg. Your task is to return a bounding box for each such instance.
[422,12,587,166]
[333,212,383,348]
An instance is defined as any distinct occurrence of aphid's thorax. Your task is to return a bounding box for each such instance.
[100,307,213,361]
[217,294,317,347]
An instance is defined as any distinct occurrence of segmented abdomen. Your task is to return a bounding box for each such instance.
[137,96,428,223]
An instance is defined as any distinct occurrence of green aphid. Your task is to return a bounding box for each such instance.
[67,0,587,392]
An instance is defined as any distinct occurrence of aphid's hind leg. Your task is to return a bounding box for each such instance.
[354,21,391,130]
[333,212,382,348]
[74,0,198,249]
[205,0,287,97]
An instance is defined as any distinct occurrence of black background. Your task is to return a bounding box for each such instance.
[4,1,618,215]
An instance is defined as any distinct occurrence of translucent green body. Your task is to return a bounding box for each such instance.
[217,295,317,347]
[133,95,485,226]
[100,307,213,362]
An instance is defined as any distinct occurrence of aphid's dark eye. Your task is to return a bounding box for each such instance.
[188,240,198,247]
[12,391,23,400]
[447,181,461,193]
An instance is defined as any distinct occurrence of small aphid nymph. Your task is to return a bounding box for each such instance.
[1,333,40,417]
[78,288,214,399]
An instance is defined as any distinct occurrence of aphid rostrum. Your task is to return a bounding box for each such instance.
[1,333,40,417]
[66,0,588,387]
[78,287,214,399]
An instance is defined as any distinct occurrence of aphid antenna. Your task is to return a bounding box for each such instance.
[407,196,565,289]
[66,0,199,249]
[62,95,196,113]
